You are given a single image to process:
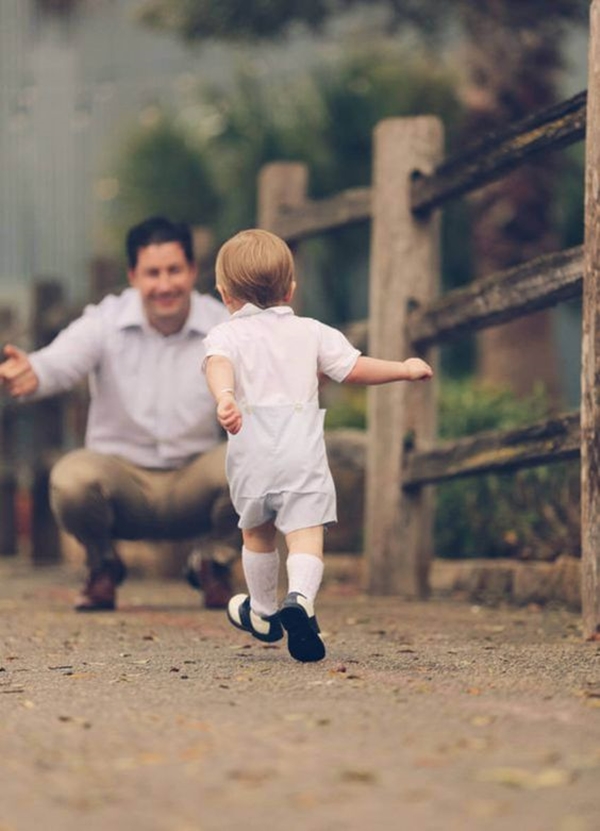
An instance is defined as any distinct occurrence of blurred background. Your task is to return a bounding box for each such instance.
[0,0,592,565]
[0,1,587,329]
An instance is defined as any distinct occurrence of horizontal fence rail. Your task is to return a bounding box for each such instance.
[266,94,586,245]
[411,90,587,215]
[408,245,584,349]
[403,412,581,488]
[270,186,371,242]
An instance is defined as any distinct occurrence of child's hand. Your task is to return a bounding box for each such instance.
[403,358,434,381]
[217,393,243,434]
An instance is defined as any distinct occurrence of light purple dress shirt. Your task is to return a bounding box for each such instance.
[29,288,229,469]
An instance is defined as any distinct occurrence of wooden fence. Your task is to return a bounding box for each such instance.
[0,259,121,563]
[0,279,81,563]
[258,1,600,638]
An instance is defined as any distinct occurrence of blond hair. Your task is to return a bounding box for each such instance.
[215,229,295,308]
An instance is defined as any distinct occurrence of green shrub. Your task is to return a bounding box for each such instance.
[324,385,367,430]
[324,378,580,561]
[435,380,580,560]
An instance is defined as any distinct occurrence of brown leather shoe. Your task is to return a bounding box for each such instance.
[74,557,127,612]
[185,550,233,610]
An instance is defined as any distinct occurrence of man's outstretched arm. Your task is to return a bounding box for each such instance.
[0,345,39,398]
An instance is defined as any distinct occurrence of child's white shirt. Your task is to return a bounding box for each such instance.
[202,303,361,517]
[202,303,360,406]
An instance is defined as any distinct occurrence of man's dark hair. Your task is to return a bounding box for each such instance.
[126,216,194,269]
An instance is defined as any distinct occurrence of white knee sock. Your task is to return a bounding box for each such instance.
[286,553,324,604]
[242,547,280,617]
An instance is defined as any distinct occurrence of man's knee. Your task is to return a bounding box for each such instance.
[50,450,101,503]
[49,449,109,530]
[210,490,238,538]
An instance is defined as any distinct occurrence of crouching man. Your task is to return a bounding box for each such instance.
[0,216,237,611]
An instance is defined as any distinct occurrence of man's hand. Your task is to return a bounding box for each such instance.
[0,344,39,397]
[217,392,242,435]
[403,357,434,381]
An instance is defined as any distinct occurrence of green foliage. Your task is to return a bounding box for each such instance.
[198,69,302,239]
[324,385,367,430]
[136,0,589,46]
[136,0,448,43]
[323,378,580,561]
[435,379,580,561]
[112,46,465,326]
[113,117,219,237]
[136,0,330,41]
[195,47,462,241]
[558,144,585,250]
[436,457,580,561]
[282,51,463,197]
[437,379,549,441]
[200,49,462,324]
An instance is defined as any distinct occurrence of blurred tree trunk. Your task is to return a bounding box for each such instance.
[459,1,563,404]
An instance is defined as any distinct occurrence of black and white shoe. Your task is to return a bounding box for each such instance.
[279,592,326,663]
[227,594,284,643]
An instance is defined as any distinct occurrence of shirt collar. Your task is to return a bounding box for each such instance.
[115,288,145,329]
[116,288,209,335]
[231,303,295,320]
[185,292,214,335]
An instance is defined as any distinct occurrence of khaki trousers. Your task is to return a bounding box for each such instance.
[49,445,238,569]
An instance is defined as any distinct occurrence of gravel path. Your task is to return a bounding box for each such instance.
[1,560,599,831]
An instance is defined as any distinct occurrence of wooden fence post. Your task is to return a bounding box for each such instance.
[192,226,216,294]
[581,0,600,639]
[0,306,17,556]
[89,256,122,303]
[30,279,66,564]
[0,470,16,555]
[366,117,443,597]
[257,162,308,232]
[258,162,310,313]
[0,406,17,556]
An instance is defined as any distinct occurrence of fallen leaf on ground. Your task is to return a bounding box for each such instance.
[228,768,277,785]
[471,715,494,727]
[339,769,377,784]
[579,684,600,698]
[477,766,575,789]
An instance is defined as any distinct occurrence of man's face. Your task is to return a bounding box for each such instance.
[128,242,197,335]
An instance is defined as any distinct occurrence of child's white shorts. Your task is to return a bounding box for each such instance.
[235,490,337,535]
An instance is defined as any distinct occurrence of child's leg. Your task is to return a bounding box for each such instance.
[280,525,326,662]
[242,520,279,616]
[285,525,324,603]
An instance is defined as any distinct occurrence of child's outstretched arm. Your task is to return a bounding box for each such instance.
[205,354,243,434]
[343,355,433,385]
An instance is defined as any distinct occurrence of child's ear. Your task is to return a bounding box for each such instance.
[217,284,243,313]
[284,281,297,303]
